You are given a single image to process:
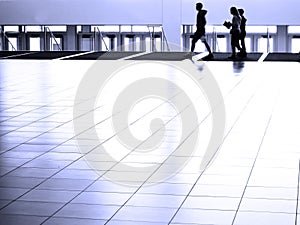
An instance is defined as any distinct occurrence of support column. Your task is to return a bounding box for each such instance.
[276,25,288,52]
[80,25,92,51]
[66,25,77,51]
[0,26,3,51]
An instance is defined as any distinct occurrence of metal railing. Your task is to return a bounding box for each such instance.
[2,32,17,51]
[147,25,170,52]
[182,25,275,53]
[161,26,170,51]
[94,27,109,51]
[44,26,62,51]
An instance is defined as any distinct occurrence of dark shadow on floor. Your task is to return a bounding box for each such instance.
[128,52,189,61]
[64,51,141,60]
[0,51,36,59]
[202,52,263,61]
[263,53,300,62]
[2,51,86,59]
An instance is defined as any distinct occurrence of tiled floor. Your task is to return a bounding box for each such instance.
[0,57,300,225]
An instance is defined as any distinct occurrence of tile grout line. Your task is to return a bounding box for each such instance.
[168,86,259,225]
[230,90,280,225]
[39,88,205,224]
[295,159,300,225]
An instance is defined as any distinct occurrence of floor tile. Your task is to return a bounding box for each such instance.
[112,206,178,223]
[233,211,295,225]
[52,168,100,180]
[137,182,193,196]
[244,186,297,200]
[171,208,235,225]
[43,217,106,225]
[182,196,240,211]
[0,60,300,225]
[0,200,64,216]
[71,192,131,205]
[19,189,80,203]
[126,193,185,208]
[107,220,164,225]
[7,167,59,178]
[0,214,47,225]
[0,176,45,189]
[0,200,11,208]
[239,198,297,213]
[0,187,28,200]
[36,178,94,191]
[54,203,119,220]
[190,184,245,198]
[85,180,138,193]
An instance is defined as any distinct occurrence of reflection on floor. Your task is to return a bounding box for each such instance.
[0,58,300,225]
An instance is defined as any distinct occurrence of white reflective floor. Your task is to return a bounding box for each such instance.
[0,59,300,225]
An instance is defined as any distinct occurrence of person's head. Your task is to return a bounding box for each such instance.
[238,8,244,16]
[196,2,203,11]
[230,6,239,16]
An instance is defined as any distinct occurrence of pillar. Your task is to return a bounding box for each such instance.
[66,25,77,51]
[276,25,288,52]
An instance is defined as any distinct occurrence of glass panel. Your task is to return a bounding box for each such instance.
[291,38,300,53]
[8,37,17,51]
[26,26,43,32]
[132,26,149,32]
[120,26,132,32]
[50,37,62,51]
[145,37,151,52]
[244,37,251,52]
[207,26,228,34]
[94,25,120,32]
[4,26,18,32]
[258,37,273,52]
[47,26,66,32]
[30,37,40,51]
[102,37,109,51]
[246,26,277,34]
[135,36,141,51]
[288,26,300,34]
[216,37,227,52]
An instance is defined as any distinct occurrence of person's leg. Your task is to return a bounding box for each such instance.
[240,32,246,52]
[231,34,236,57]
[230,30,239,58]
[203,40,212,55]
[241,38,246,52]
[191,33,200,52]
[235,35,242,51]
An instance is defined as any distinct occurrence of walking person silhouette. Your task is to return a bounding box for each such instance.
[238,8,247,57]
[187,2,214,59]
[224,6,242,59]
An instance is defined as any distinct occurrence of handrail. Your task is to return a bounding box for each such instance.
[212,27,221,52]
[95,27,109,51]
[267,27,270,53]
[44,26,62,51]
[147,25,155,52]
[2,32,17,51]
[161,26,170,51]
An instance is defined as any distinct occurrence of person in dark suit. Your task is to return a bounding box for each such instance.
[187,2,214,59]
[238,8,247,57]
